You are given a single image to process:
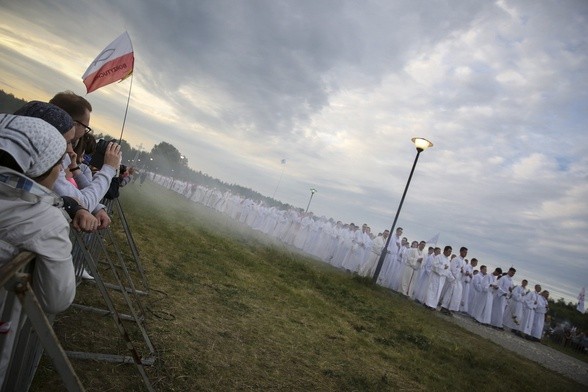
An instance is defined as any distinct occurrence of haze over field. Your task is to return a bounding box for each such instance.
[1,0,587,303]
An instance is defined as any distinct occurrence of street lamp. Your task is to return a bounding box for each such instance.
[305,188,317,213]
[371,137,433,283]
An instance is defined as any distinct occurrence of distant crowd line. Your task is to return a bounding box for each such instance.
[151,174,551,342]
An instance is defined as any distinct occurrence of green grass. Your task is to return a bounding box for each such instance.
[31,181,584,391]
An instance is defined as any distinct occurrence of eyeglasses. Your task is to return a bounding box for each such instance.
[74,120,93,135]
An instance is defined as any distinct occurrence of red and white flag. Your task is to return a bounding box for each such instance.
[82,32,134,93]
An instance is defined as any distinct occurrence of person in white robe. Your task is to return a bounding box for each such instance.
[503,279,529,330]
[490,268,516,329]
[412,247,435,302]
[356,226,373,273]
[302,216,321,254]
[473,267,501,325]
[390,239,409,291]
[293,212,313,249]
[531,290,550,341]
[440,247,468,315]
[324,221,343,263]
[468,268,484,317]
[400,241,426,297]
[460,258,477,313]
[341,224,366,272]
[520,284,541,336]
[376,227,403,287]
[359,230,389,277]
[424,246,452,310]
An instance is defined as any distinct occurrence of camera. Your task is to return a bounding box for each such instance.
[89,139,114,169]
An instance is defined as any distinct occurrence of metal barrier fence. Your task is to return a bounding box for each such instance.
[1,197,155,391]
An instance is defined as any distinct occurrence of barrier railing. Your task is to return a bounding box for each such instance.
[1,196,155,391]
[0,252,84,392]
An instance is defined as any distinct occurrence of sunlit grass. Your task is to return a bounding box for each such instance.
[32,181,583,391]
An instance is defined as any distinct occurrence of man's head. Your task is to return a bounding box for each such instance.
[521,279,528,288]
[395,227,403,237]
[508,267,516,277]
[428,246,434,254]
[470,258,478,267]
[434,247,441,255]
[443,245,452,257]
[480,265,487,275]
[50,91,92,149]
[459,247,468,257]
[382,229,390,239]
[541,290,550,299]
[535,284,542,292]
[493,267,503,276]
[418,241,426,250]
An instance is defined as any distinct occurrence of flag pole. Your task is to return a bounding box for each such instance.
[118,73,134,143]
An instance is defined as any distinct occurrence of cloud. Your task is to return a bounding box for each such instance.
[1,0,587,303]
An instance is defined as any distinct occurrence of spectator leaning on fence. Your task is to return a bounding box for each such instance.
[0,114,76,312]
[0,114,78,383]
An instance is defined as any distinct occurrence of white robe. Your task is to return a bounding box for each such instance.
[473,274,496,324]
[503,285,528,330]
[490,275,513,328]
[441,256,465,311]
[520,290,539,335]
[424,254,450,309]
[459,263,474,313]
[531,295,548,339]
[468,273,483,317]
[412,252,434,302]
[359,235,385,278]
[401,247,424,297]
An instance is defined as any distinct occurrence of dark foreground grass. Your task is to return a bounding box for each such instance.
[31,181,583,391]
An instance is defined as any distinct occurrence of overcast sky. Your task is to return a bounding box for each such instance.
[1,0,587,304]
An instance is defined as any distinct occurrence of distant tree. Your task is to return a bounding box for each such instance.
[548,297,588,331]
[0,90,28,113]
[148,141,186,176]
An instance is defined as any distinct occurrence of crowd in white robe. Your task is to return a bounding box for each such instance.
[149,174,551,342]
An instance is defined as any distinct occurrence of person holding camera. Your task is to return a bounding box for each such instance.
[48,91,122,229]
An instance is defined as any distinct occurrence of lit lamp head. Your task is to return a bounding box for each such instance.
[411,137,433,152]
[310,188,317,194]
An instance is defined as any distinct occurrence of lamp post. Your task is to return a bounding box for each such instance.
[272,159,287,199]
[305,188,317,213]
[371,137,433,283]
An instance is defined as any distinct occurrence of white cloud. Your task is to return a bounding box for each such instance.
[1,0,587,303]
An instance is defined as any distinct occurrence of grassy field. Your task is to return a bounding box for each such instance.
[32,181,584,391]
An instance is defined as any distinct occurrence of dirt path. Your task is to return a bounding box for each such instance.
[440,312,588,386]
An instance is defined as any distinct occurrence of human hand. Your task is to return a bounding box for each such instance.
[68,152,78,170]
[73,209,99,232]
[95,208,111,230]
[103,142,122,168]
